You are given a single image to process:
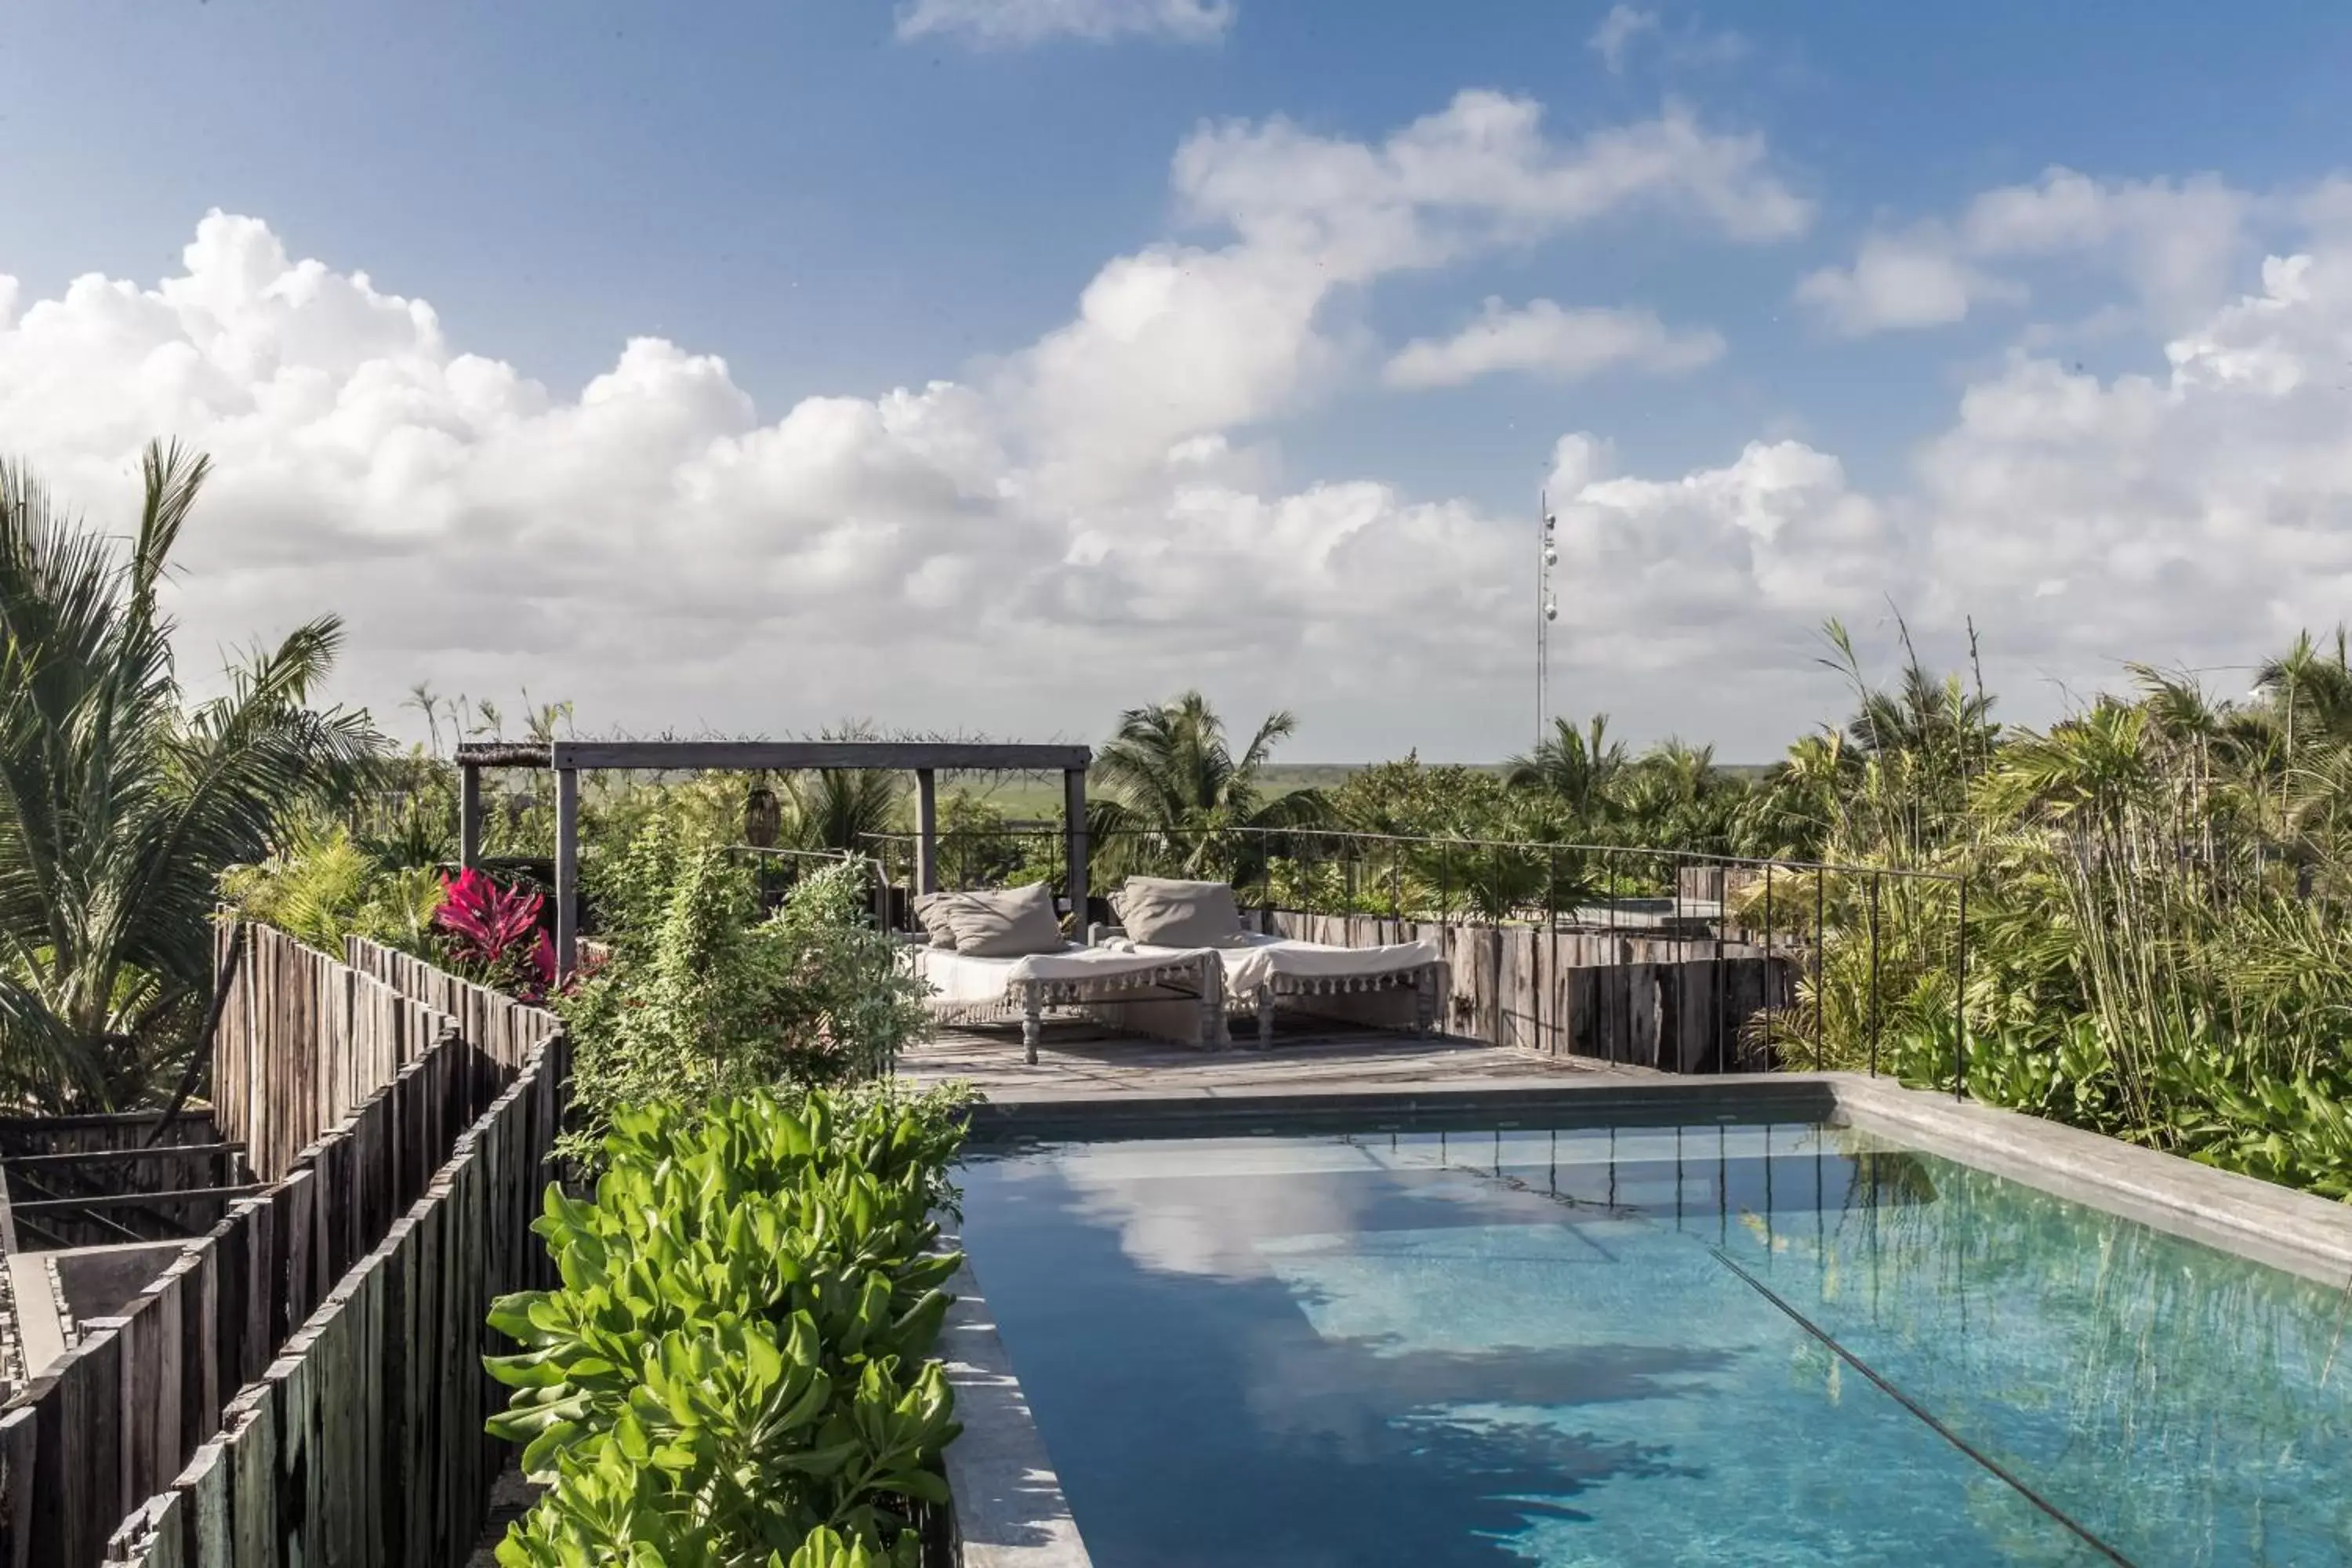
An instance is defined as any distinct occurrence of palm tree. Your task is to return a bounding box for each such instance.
[1614,739,1740,853]
[1735,729,1856,859]
[1505,713,1628,826]
[789,768,906,855]
[1089,692,1332,880]
[0,441,383,1113]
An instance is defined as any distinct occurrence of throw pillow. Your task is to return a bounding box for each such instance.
[942,883,1066,957]
[912,891,965,948]
[1112,877,1245,948]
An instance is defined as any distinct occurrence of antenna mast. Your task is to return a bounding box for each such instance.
[1536,493,1558,749]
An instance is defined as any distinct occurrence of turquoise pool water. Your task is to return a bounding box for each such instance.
[958,1120,2352,1566]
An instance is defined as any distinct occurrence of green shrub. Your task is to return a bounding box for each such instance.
[556,815,931,1157]
[220,820,445,956]
[486,1088,966,1567]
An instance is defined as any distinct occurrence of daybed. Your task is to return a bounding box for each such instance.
[909,942,1223,1063]
[906,883,1223,1062]
[1093,877,1446,1048]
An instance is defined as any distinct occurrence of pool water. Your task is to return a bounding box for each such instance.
[957,1120,2352,1566]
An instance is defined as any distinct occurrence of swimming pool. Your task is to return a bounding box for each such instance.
[957,1117,2352,1566]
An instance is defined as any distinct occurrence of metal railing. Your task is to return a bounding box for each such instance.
[863,823,1969,1090]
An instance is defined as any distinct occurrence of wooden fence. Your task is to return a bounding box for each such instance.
[344,937,563,1072]
[0,927,524,1568]
[96,1030,569,1568]
[1265,911,1798,1071]
[212,925,463,1181]
[0,1113,245,1250]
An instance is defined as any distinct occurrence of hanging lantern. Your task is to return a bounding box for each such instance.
[745,782,782,848]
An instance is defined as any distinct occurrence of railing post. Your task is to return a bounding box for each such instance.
[459,763,483,869]
[1867,873,1882,1078]
[1953,877,1969,1100]
[1813,866,1826,1065]
[915,769,939,896]
[1063,768,1089,933]
[554,766,579,978]
[1546,849,1560,1056]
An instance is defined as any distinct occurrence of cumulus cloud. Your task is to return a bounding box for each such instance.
[0,92,1813,753]
[1906,249,2352,652]
[1799,167,2259,336]
[46,102,2352,757]
[50,100,2352,761]
[1544,434,1895,675]
[894,0,1233,47]
[1385,298,1723,387]
[1579,231,2352,735]
[1795,227,2024,335]
[1008,90,1808,503]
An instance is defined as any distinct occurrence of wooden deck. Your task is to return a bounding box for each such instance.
[894,1013,1635,1105]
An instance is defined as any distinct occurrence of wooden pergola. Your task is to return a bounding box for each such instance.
[453,739,1094,975]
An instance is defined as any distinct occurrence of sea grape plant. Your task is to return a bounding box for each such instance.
[485,1089,967,1567]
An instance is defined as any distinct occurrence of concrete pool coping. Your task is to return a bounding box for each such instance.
[937,1249,1095,1568]
[940,1067,2352,1565]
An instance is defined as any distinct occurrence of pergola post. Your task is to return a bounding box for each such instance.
[554,767,579,978]
[459,764,484,868]
[1063,767,1089,932]
[915,768,939,895]
[458,740,1095,972]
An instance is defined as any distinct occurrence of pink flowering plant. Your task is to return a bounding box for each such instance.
[433,866,557,1001]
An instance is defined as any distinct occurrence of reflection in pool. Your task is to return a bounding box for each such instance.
[958,1122,2352,1566]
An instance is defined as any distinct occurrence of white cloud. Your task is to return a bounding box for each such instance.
[1573,234,2352,734]
[0,89,1808,753]
[1587,5,1745,75]
[1385,297,1723,387]
[1588,5,1658,73]
[1174,93,1813,256]
[11,172,2351,757]
[1799,167,2259,336]
[1795,227,2024,336]
[894,0,1233,46]
[1009,90,1807,504]
[1544,434,1895,673]
[21,106,2347,757]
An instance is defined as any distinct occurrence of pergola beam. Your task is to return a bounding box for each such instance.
[542,741,1090,772]
[452,738,1094,975]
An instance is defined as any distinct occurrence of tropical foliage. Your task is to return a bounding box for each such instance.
[434,866,557,999]
[487,1088,967,1568]
[1088,691,1334,880]
[1705,622,2352,1200]
[0,443,383,1112]
[219,822,446,958]
[554,811,930,1159]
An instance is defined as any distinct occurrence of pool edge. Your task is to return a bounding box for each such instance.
[938,1246,1098,1568]
[1825,1072,2352,1288]
[960,1069,2352,1288]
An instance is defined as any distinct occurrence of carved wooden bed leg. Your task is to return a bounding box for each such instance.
[1020,983,1042,1065]
[1255,985,1276,1050]
[1199,957,1229,1050]
[1414,967,1438,1038]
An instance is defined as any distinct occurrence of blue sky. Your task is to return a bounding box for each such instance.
[7,1,2352,758]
